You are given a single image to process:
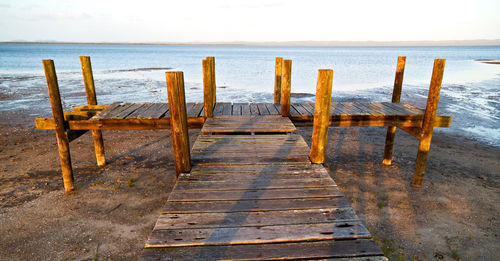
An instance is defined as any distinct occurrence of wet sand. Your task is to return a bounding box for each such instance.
[0,109,499,260]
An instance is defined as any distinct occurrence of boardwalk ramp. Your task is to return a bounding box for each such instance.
[142,116,385,260]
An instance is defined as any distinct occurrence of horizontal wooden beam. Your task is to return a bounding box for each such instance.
[291,115,450,128]
[36,117,205,130]
[398,126,423,139]
[73,105,108,111]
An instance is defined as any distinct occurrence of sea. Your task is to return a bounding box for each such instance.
[0,44,499,147]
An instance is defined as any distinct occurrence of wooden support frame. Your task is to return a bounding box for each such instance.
[202,59,214,117]
[43,60,74,192]
[166,71,191,176]
[281,60,292,117]
[382,56,406,165]
[206,57,216,104]
[274,57,283,104]
[411,59,446,187]
[310,70,333,164]
[80,56,106,167]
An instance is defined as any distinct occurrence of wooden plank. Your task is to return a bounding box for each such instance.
[146,221,370,247]
[332,102,345,115]
[213,103,225,116]
[257,103,270,115]
[155,208,358,230]
[162,197,350,213]
[174,178,336,191]
[114,103,144,119]
[232,103,243,116]
[301,102,315,115]
[91,103,122,119]
[169,187,342,201]
[289,103,301,116]
[222,103,233,115]
[140,239,384,260]
[250,103,260,115]
[125,103,153,118]
[73,105,108,111]
[292,103,310,116]
[265,103,280,115]
[187,103,204,118]
[240,104,251,115]
[103,103,134,118]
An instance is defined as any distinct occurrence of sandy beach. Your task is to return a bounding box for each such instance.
[0,105,499,260]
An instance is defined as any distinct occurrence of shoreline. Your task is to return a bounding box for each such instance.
[2,39,500,47]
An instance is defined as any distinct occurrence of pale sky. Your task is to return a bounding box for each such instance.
[1,0,499,42]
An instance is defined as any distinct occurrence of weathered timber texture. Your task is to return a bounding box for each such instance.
[80,56,105,166]
[412,59,446,187]
[281,59,292,116]
[310,69,333,163]
[141,119,384,260]
[202,59,214,117]
[383,56,406,166]
[43,60,74,192]
[206,57,216,104]
[166,72,191,175]
[201,115,296,133]
[274,57,283,104]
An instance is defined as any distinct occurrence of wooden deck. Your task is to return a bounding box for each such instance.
[35,101,450,131]
[140,116,385,260]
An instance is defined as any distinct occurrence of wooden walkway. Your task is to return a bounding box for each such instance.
[140,116,385,260]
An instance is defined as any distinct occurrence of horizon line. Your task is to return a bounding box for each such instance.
[2,39,500,47]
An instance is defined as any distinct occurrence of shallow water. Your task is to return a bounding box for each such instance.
[0,44,499,146]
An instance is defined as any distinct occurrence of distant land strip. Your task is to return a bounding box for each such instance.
[2,39,500,47]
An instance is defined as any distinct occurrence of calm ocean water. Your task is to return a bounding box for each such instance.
[1,44,499,146]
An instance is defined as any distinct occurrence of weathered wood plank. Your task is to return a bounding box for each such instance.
[232,103,243,116]
[241,104,251,115]
[201,116,296,133]
[213,103,225,116]
[222,103,233,115]
[257,103,270,115]
[162,197,350,213]
[146,221,370,247]
[125,103,153,118]
[265,103,280,115]
[140,239,384,260]
[174,178,336,191]
[187,103,204,118]
[169,187,342,201]
[155,208,357,230]
[250,103,259,115]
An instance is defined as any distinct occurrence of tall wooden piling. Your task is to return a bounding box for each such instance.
[310,69,333,164]
[206,57,216,104]
[274,57,283,104]
[80,56,106,167]
[411,59,446,187]
[202,59,214,117]
[166,71,191,176]
[43,60,74,192]
[281,60,292,117]
[382,56,406,165]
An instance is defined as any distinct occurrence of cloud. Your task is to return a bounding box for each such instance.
[217,0,283,9]
[26,12,92,21]
[0,4,11,8]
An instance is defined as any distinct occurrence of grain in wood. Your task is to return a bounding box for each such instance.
[310,69,333,164]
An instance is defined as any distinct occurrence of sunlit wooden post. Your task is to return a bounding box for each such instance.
[274,57,283,104]
[80,56,105,167]
[166,71,191,176]
[43,60,74,192]
[281,59,292,117]
[206,56,216,104]
[382,56,406,165]
[310,69,333,164]
[411,59,446,187]
[202,59,214,117]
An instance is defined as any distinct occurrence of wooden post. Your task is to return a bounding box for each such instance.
[310,69,333,164]
[80,56,106,167]
[274,57,283,104]
[202,59,214,117]
[382,56,406,165]
[43,60,74,192]
[166,71,191,176]
[281,59,292,117]
[411,59,446,187]
[206,56,216,104]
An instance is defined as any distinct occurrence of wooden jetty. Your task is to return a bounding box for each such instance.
[34,55,451,259]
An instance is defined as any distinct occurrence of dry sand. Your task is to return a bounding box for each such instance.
[0,110,499,260]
